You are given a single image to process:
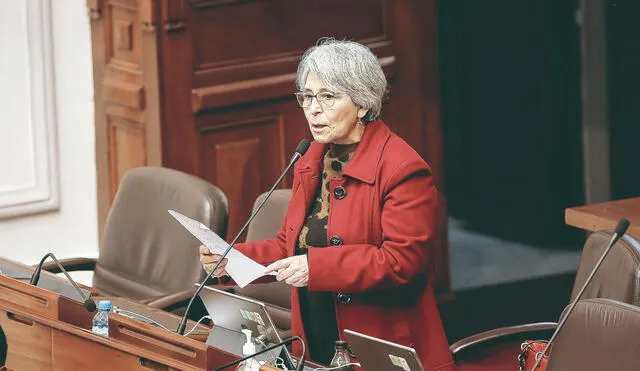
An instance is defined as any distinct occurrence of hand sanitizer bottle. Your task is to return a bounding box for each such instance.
[236,328,261,371]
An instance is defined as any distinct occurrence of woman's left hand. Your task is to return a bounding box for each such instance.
[265,256,309,287]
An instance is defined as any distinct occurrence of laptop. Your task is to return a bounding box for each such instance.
[198,285,299,370]
[344,329,425,371]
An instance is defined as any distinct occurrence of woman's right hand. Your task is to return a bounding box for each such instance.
[199,245,229,277]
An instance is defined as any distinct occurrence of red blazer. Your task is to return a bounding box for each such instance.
[236,120,454,371]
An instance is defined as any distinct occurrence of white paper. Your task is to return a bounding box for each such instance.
[168,209,275,288]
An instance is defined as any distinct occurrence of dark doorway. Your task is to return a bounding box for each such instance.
[438,0,585,290]
[608,0,640,200]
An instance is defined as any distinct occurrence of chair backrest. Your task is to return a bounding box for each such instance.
[245,189,292,243]
[570,231,640,304]
[547,298,640,371]
[93,167,228,301]
[234,189,292,310]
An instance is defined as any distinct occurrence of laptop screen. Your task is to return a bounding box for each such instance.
[344,329,425,371]
[198,285,297,370]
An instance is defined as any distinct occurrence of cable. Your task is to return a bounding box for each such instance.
[254,336,269,349]
[215,336,306,371]
[253,336,290,370]
[111,306,170,331]
[260,356,286,370]
[184,315,212,336]
[313,363,361,370]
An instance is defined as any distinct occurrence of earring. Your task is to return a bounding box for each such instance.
[357,117,364,126]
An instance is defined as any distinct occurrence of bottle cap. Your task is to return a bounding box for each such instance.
[98,300,112,311]
[335,340,348,350]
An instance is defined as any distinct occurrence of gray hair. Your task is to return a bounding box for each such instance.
[295,38,387,123]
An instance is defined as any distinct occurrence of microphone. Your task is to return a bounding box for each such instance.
[30,252,97,312]
[530,218,630,371]
[215,336,306,371]
[176,139,311,335]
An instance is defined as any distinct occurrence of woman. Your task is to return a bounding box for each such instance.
[200,38,454,371]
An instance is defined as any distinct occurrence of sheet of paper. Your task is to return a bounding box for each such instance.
[168,209,275,288]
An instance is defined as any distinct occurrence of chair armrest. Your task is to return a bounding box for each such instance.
[145,284,234,312]
[145,288,197,312]
[36,257,97,274]
[449,322,557,355]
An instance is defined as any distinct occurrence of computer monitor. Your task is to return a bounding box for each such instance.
[344,329,425,371]
[198,285,296,369]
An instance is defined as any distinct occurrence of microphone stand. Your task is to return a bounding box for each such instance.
[176,141,309,335]
[30,252,97,312]
[214,336,306,371]
[530,218,630,371]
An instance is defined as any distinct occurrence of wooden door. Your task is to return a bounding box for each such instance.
[89,0,164,237]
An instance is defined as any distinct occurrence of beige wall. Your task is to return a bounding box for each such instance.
[0,0,97,284]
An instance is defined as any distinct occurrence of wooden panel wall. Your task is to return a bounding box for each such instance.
[90,0,450,296]
[90,0,163,237]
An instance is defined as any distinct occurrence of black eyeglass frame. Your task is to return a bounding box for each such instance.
[294,91,345,108]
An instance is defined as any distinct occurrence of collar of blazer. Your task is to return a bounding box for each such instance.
[295,119,390,185]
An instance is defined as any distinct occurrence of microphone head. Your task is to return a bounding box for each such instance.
[615,218,630,237]
[295,139,311,156]
[84,298,97,312]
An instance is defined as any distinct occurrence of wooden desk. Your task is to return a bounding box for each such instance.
[96,296,211,341]
[565,197,640,238]
[0,257,238,370]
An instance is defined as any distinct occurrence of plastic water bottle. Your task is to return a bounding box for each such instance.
[92,300,112,337]
[330,340,355,370]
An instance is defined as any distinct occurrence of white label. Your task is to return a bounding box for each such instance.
[388,354,411,371]
[239,309,265,326]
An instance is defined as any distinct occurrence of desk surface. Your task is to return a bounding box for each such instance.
[99,296,210,338]
[0,256,234,370]
[0,256,211,337]
[565,197,640,238]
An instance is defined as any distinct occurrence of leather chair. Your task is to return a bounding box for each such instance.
[41,167,228,313]
[546,298,640,371]
[570,230,640,304]
[450,230,640,357]
[231,189,292,338]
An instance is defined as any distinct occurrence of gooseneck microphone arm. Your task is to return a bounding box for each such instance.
[30,252,97,312]
[176,139,311,335]
[530,218,630,371]
[215,336,306,371]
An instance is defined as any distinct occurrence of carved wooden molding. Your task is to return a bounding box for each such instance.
[140,0,157,33]
[190,55,395,113]
[0,0,60,218]
[163,0,188,33]
[87,0,102,20]
[191,73,297,113]
[103,80,145,110]
[114,20,133,51]
[190,0,247,9]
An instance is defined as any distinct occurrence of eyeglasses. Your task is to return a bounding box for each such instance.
[294,91,344,108]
